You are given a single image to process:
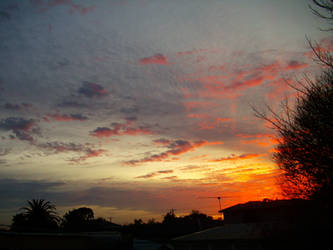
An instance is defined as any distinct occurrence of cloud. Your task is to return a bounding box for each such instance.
[153,138,171,146]
[284,60,308,70]
[197,117,232,130]
[57,100,89,108]
[236,133,278,147]
[38,141,91,153]
[139,53,168,65]
[91,127,119,137]
[69,149,107,163]
[90,120,153,138]
[78,82,107,98]
[126,140,221,165]
[236,133,272,138]
[210,153,261,162]
[35,141,107,163]
[30,0,95,15]
[0,148,10,157]
[3,103,21,111]
[69,3,95,15]
[180,55,309,101]
[0,117,38,142]
[0,178,65,209]
[136,170,174,179]
[44,113,88,122]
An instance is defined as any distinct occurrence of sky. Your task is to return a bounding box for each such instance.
[0,0,331,225]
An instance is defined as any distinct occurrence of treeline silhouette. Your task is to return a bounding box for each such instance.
[10,199,222,240]
[123,209,223,240]
[11,199,120,233]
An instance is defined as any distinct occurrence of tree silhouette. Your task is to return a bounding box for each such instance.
[254,0,333,202]
[310,0,333,24]
[62,207,94,232]
[255,69,333,202]
[11,199,59,232]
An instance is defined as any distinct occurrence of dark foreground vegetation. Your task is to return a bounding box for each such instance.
[3,198,333,250]
[8,198,222,239]
[10,199,120,233]
[122,209,223,240]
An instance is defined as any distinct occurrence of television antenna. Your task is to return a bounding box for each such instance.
[197,196,231,216]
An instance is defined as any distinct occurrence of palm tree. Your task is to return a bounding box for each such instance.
[12,199,59,231]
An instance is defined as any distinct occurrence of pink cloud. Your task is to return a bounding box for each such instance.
[183,101,215,112]
[126,140,221,165]
[70,149,107,163]
[90,120,153,138]
[179,56,308,102]
[197,117,232,130]
[187,113,208,119]
[139,53,168,65]
[284,61,308,70]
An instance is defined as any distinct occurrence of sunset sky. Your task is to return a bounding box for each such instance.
[0,0,330,225]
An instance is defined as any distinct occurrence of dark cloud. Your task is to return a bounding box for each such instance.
[0,178,213,216]
[90,119,153,138]
[126,139,209,165]
[35,141,107,163]
[78,82,107,98]
[57,100,89,108]
[0,117,38,142]
[153,138,171,146]
[38,141,91,154]
[136,170,174,179]
[120,107,140,114]
[2,103,32,111]
[90,127,119,137]
[4,103,21,111]
[125,116,137,122]
[0,179,65,209]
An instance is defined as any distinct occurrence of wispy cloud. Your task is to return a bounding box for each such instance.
[139,53,168,65]
[36,141,107,163]
[90,119,153,138]
[126,140,221,165]
[210,153,261,162]
[136,170,174,179]
[69,149,107,163]
[44,113,88,122]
